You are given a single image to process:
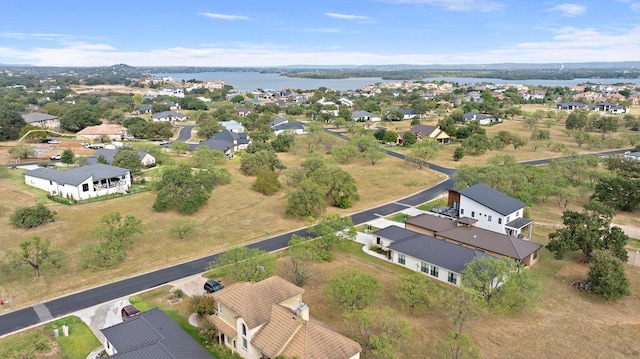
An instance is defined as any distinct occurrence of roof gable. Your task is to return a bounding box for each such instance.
[25,164,129,186]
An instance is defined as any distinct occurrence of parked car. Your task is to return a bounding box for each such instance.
[204,279,224,293]
[50,154,62,160]
[121,305,140,321]
[44,139,61,144]
[159,140,170,145]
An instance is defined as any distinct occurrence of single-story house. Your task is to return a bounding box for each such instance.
[190,138,235,157]
[21,112,60,129]
[463,112,498,125]
[351,110,382,122]
[220,120,246,133]
[269,117,289,128]
[101,307,213,358]
[76,124,129,141]
[557,102,588,110]
[86,148,156,167]
[24,164,131,201]
[273,121,306,136]
[374,225,497,286]
[407,124,450,144]
[235,107,252,117]
[133,104,152,115]
[210,130,251,151]
[159,99,180,110]
[386,108,417,119]
[210,276,361,359]
[592,102,627,114]
[159,87,184,98]
[152,111,187,122]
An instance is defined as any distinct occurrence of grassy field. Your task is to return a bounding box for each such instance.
[0,316,99,359]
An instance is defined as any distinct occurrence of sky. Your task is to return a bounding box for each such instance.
[1,0,640,67]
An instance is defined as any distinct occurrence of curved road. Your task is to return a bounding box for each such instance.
[0,128,632,336]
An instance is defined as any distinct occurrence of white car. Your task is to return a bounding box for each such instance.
[46,139,61,144]
[50,154,62,160]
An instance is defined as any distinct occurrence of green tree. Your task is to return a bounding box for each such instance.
[271,132,295,152]
[60,105,101,132]
[587,250,631,301]
[112,150,142,173]
[331,144,360,164]
[285,179,327,218]
[325,167,359,208]
[252,168,282,195]
[8,236,66,278]
[565,109,588,130]
[169,141,190,156]
[59,148,74,164]
[324,269,382,310]
[97,154,108,164]
[240,150,286,176]
[592,175,640,212]
[395,272,435,314]
[345,307,411,359]
[546,201,628,263]
[453,147,465,161]
[0,109,27,140]
[8,144,36,160]
[191,146,226,168]
[307,213,357,261]
[95,212,143,248]
[153,164,215,214]
[402,131,417,146]
[383,130,398,144]
[10,203,56,228]
[208,247,276,282]
[353,135,386,165]
[461,257,512,306]
[406,138,439,169]
[285,234,318,286]
[461,134,491,155]
[171,218,197,239]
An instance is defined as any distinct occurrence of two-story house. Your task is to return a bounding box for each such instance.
[210,276,361,359]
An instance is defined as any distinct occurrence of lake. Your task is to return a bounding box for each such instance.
[153,71,640,92]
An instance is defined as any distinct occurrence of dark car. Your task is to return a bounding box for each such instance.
[204,279,224,293]
[121,304,140,321]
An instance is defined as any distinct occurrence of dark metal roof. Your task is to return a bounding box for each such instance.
[21,112,58,124]
[373,225,418,241]
[457,183,526,216]
[24,164,129,186]
[388,231,497,273]
[506,217,532,230]
[436,226,542,260]
[87,148,151,166]
[405,214,458,232]
[191,138,233,152]
[101,307,213,359]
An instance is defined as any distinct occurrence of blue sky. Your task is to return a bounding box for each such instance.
[1,0,640,66]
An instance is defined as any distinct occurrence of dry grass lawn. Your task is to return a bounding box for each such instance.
[0,141,443,310]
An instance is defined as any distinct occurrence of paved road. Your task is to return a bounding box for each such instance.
[0,129,630,337]
[176,124,195,142]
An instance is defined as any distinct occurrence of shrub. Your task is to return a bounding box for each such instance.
[10,203,56,228]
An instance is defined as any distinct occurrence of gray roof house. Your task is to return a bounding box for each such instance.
[373,226,497,286]
[134,104,152,115]
[463,112,497,125]
[190,138,234,156]
[273,121,306,135]
[557,101,588,110]
[101,307,213,359]
[351,110,381,122]
[385,108,417,119]
[152,111,187,122]
[87,148,156,167]
[21,112,60,129]
[24,164,131,201]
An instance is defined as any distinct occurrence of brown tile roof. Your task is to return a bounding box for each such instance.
[405,213,458,232]
[212,276,304,329]
[253,304,362,359]
[76,123,127,135]
[435,226,542,260]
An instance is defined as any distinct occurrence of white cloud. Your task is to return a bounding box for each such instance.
[376,0,504,12]
[548,3,587,17]
[325,12,370,20]
[199,12,250,20]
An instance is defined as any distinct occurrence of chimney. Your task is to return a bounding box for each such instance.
[297,304,309,321]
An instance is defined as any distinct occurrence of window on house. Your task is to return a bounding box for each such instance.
[218,303,223,314]
[460,208,464,215]
[241,324,248,349]
[488,215,492,222]
[82,183,89,192]
[498,218,502,224]
[242,338,248,349]
[506,216,510,223]
[448,272,457,284]
[471,211,475,218]
[533,250,538,260]
[398,254,406,265]
[421,262,428,273]
[376,237,381,245]
[430,266,439,277]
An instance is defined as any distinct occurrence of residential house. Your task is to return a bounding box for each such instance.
[557,101,588,110]
[447,183,532,238]
[191,138,235,157]
[159,86,184,98]
[220,120,246,133]
[463,112,498,125]
[273,121,306,136]
[407,124,450,144]
[269,117,289,128]
[76,124,129,141]
[160,99,180,110]
[339,97,354,107]
[385,107,417,119]
[465,91,482,102]
[24,164,131,201]
[21,112,60,129]
[210,276,361,359]
[211,129,251,151]
[87,148,156,167]
[351,110,382,122]
[235,107,252,117]
[101,307,213,358]
[152,111,188,122]
[592,102,627,114]
[133,104,152,115]
[373,225,497,286]
[405,213,542,266]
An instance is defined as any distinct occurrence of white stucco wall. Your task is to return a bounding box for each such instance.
[459,197,522,235]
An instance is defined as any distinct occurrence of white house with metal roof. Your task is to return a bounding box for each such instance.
[449,183,532,238]
[24,164,131,200]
